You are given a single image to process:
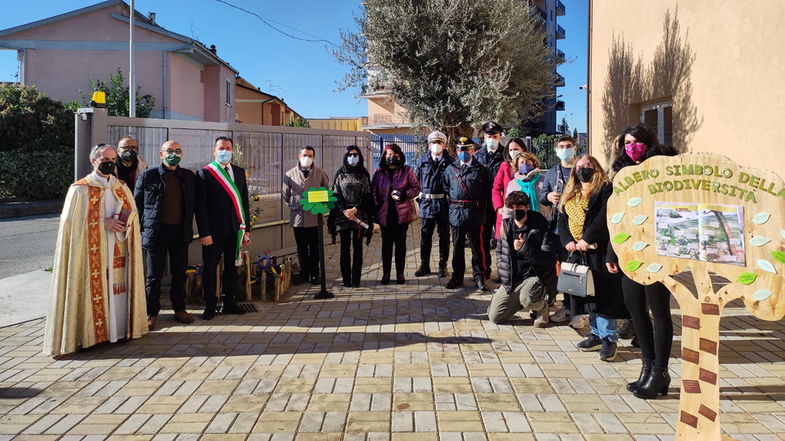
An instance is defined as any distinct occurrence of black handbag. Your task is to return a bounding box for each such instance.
[557,252,595,297]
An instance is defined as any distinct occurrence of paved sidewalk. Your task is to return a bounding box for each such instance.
[2,223,785,440]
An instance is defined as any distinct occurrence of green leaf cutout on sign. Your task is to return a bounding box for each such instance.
[772,251,785,264]
[627,197,642,207]
[301,186,337,216]
[752,289,773,301]
[613,233,631,244]
[757,259,777,274]
[625,260,643,272]
[749,236,771,247]
[631,215,648,225]
[752,212,771,225]
[646,263,663,273]
[737,272,757,285]
[610,212,625,224]
[631,241,648,251]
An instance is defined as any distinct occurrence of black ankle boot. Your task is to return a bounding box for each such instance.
[627,358,652,392]
[633,366,670,399]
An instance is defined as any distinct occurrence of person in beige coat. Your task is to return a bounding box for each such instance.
[282,146,330,285]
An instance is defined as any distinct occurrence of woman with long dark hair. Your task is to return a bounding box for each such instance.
[332,145,373,287]
[609,123,677,399]
[492,138,527,239]
[371,144,420,284]
[558,154,627,362]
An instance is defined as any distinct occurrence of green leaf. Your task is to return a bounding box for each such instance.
[612,233,631,244]
[749,236,771,247]
[625,260,643,272]
[752,212,771,225]
[757,259,777,274]
[610,212,625,224]
[627,197,642,207]
[631,215,648,225]
[737,272,757,285]
[646,263,663,273]
[772,251,785,264]
[752,289,773,301]
[631,241,648,251]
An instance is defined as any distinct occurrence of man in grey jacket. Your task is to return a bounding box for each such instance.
[282,146,330,285]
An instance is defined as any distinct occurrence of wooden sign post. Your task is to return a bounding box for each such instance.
[607,152,785,441]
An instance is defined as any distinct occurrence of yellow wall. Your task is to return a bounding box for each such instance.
[589,0,785,177]
[308,118,363,131]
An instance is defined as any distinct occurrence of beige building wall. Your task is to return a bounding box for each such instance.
[168,53,205,120]
[589,0,785,177]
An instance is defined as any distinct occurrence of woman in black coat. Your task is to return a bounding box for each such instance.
[610,123,678,399]
[331,146,373,287]
[557,154,627,362]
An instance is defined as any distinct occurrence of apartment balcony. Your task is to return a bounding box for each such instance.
[556,49,565,62]
[556,24,565,40]
[555,100,565,111]
[556,0,566,16]
[555,73,565,87]
[372,114,408,125]
[360,84,392,99]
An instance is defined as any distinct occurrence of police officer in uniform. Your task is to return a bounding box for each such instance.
[444,137,492,291]
[414,131,454,278]
[473,121,505,279]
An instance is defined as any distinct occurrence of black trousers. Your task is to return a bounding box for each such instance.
[420,216,450,269]
[481,210,495,275]
[339,228,364,285]
[201,233,239,308]
[381,223,409,276]
[144,224,188,317]
[451,224,485,281]
[293,226,319,278]
[622,277,674,368]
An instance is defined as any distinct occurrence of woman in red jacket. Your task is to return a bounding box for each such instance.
[492,138,527,239]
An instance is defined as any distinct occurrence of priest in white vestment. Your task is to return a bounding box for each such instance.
[44,144,148,356]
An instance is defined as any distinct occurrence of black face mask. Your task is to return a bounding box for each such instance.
[514,209,527,221]
[577,168,595,183]
[120,149,137,162]
[387,156,401,167]
[97,161,116,175]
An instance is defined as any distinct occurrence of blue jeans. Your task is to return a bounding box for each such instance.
[589,312,617,342]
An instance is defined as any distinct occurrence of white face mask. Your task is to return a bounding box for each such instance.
[299,156,313,168]
[509,150,522,161]
[429,143,443,155]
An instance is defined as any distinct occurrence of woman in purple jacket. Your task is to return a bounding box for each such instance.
[371,144,420,285]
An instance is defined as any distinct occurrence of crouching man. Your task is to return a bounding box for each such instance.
[487,191,557,326]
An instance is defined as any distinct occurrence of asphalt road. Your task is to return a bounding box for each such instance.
[0,214,60,280]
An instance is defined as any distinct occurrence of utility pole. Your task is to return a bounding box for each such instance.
[129,0,136,118]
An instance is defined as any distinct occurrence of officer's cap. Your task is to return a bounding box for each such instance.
[455,137,474,150]
[482,121,503,134]
[427,131,447,143]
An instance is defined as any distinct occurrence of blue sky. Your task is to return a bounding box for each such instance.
[0,0,587,131]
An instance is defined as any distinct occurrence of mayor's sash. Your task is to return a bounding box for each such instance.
[204,162,247,265]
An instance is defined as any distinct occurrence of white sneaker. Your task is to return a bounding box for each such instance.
[569,314,589,330]
[550,307,571,323]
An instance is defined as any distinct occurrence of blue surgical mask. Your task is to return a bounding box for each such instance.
[458,151,471,163]
[216,150,232,164]
[347,155,359,166]
[485,138,499,151]
[520,163,535,175]
[556,148,575,162]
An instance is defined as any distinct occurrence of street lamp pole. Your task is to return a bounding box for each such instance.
[129,0,136,118]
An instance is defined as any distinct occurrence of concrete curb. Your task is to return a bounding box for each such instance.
[0,199,63,219]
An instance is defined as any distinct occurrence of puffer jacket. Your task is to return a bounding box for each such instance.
[371,165,420,227]
[414,152,453,219]
[497,215,556,291]
[473,146,504,181]
[332,170,372,232]
[282,165,331,228]
[133,163,195,248]
[443,159,491,228]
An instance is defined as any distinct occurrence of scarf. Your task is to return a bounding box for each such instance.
[516,172,541,212]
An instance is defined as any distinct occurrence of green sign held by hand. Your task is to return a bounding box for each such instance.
[302,186,337,215]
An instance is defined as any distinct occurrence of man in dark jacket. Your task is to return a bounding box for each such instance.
[487,191,556,325]
[134,140,195,329]
[472,121,505,278]
[444,137,491,291]
[414,131,454,278]
[196,136,251,320]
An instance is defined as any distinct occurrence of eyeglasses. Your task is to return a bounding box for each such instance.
[164,149,183,155]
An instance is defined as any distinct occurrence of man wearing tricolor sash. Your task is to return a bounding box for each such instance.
[196,136,251,320]
[44,144,148,356]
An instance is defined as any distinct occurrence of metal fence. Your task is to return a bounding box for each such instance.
[75,108,371,257]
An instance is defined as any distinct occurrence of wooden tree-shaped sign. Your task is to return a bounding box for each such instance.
[607,152,785,441]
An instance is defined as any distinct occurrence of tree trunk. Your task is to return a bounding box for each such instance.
[675,298,731,441]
